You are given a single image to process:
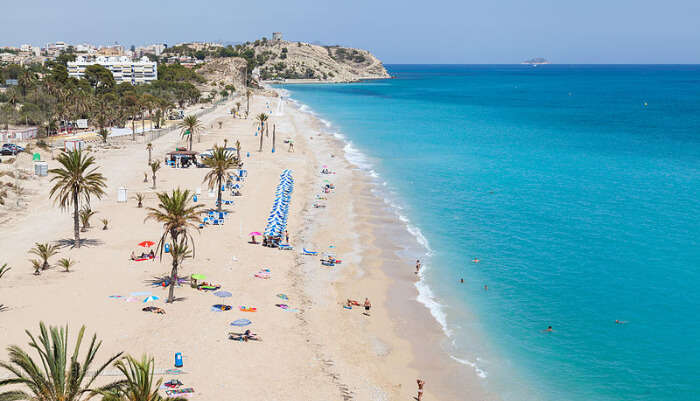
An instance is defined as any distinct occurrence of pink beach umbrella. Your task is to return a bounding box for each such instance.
[249,231,262,244]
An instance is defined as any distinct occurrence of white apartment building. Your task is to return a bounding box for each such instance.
[67,56,158,85]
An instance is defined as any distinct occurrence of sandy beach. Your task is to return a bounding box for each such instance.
[0,93,489,400]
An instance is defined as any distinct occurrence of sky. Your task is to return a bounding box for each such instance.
[2,0,700,63]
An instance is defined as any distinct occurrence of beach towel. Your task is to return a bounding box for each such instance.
[276,294,288,300]
[275,303,288,309]
[166,388,194,396]
[211,304,232,312]
[165,368,184,375]
[239,306,257,312]
[108,295,123,299]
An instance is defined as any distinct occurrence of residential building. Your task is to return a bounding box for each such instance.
[273,32,283,41]
[68,56,157,84]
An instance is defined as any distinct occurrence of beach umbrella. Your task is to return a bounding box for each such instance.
[130,291,152,297]
[191,274,206,281]
[138,240,155,247]
[249,232,262,236]
[143,296,159,303]
[214,291,232,298]
[231,319,251,326]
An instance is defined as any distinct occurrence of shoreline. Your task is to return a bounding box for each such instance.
[280,93,494,400]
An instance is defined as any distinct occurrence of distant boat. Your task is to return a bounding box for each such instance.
[522,58,550,65]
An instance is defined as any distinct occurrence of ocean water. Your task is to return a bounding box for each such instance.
[277,65,700,401]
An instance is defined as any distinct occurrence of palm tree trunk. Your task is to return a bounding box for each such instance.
[189,134,193,151]
[167,261,178,303]
[148,149,152,164]
[259,130,263,152]
[73,190,81,248]
[217,176,223,212]
[131,118,136,141]
[152,173,156,189]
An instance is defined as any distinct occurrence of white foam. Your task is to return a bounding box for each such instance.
[449,355,488,379]
[415,274,450,336]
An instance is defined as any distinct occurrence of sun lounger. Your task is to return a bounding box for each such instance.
[302,248,318,256]
[278,244,293,251]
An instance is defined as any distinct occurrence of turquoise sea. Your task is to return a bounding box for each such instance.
[279,65,700,401]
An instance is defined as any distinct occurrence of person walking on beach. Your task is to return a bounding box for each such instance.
[415,260,421,274]
[417,379,425,400]
[363,298,371,316]
[285,230,289,243]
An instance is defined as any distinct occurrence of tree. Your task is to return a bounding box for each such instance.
[146,143,153,165]
[149,160,161,189]
[134,193,145,208]
[256,113,268,151]
[28,242,59,271]
[0,264,8,311]
[144,189,203,303]
[57,257,75,272]
[0,322,123,401]
[235,139,241,162]
[79,207,97,232]
[84,64,115,94]
[178,115,203,151]
[100,355,185,401]
[246,89,253,116]
[203,145,239,212]
[49,151,107,248]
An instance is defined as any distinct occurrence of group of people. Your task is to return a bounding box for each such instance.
[345,298,372,315]
[130,249,155,260]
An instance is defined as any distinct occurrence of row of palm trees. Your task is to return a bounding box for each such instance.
[0,322,184,401]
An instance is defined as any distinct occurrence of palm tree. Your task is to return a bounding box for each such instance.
[146,143,153,165]
[57,258,75,272]
[203,145,239,212]
[100,355,185,401]
[0,264,8,311]
[29,260,42,276]
[0,322,123,401]
[149,160,161,189]
[145,189,203,303]
[178,115,203,151]
[256,113,268,151]
[246,89,253,116]
[49,150,107,247]
[28,242,59,271]
[79,207,97,232]
[101,218,109,230]
[134,193,145,208]
[0,263,9,279]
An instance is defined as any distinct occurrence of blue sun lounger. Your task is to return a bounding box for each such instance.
[302,248,318,256]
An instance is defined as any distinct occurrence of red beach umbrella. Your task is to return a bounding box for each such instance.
[139,240,156,247]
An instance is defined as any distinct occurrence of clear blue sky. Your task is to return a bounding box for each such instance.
[3,0,699,63]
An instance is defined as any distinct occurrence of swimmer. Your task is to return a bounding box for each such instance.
[484,284,488,291]
[415,260,421,274]
[544,326,553,332]
[472,258,480,263]
[460,278,464,284]
[615,320,628,324]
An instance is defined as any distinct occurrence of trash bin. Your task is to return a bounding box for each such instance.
[174,352,183,367]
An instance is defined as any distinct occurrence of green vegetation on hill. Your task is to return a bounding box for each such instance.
[0,52,205,135]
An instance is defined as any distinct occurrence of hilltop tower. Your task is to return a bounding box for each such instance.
[272,32,283,42]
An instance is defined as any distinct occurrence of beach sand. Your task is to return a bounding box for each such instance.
[0,94,489,400]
